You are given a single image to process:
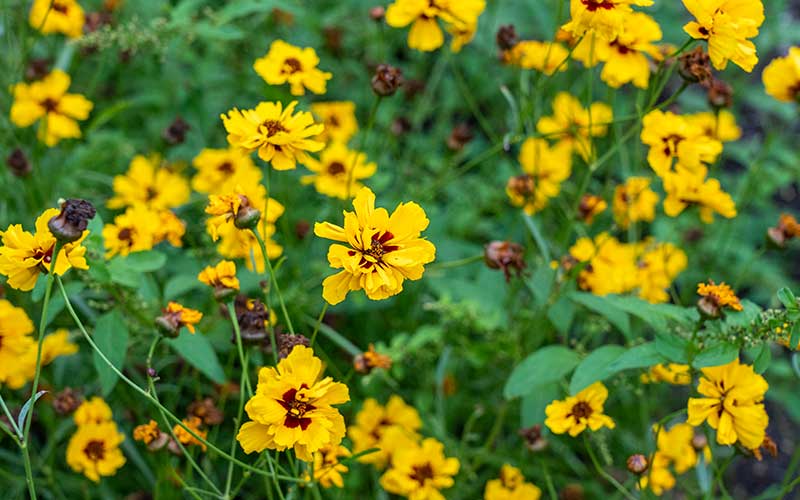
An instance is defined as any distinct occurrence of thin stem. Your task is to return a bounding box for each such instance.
[228,300,252,397]
[309,302,329,348]
[252,229,295,336]
[584,434,637,500]
[428,254,484,271]
[224,348,250,498]
[0,393,22,439]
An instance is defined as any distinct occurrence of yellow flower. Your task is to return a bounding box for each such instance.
[173,416,208,451]
[613,177,659,229]
[198,260,240,293]
[107,155,190,210]
[536,92,613,161]
[561,0,654,41]
[161,302,203,334]
[686,110,741,143]
[214,217,285,273]
[0,300,35,388]
[506,138,572,214]
[40,328,78,365]
[484,464,542,500]
[687,359,768,449]
[220,100,324,170]
[206,191,255,241]
[697,280,743,312]
[155,210,186,248]
[596,12,663,89]
[102,205,156,259]
[313,444,351,489]
[0,208,89,291]
[10,69,92,146]
[504,41,570,75]
[237,345,350,462]
[380,437,460,500]
[133,420,161,445]
[314,187,436,305]
[578,194,608,224]
[656,422,710,474]
[682,0,764,71]
[66,421,126,482]
[191,147,262,195]
[662,167,736,223]
[638,452,675,496]
[29,0,85,38]
[311,101,359,144]
[569,233,639,296]
[636,241,687,304]
[348,395,422,469]
[74,397,113,426]
[640,110,722,176]
[763,47,800,103]
[641,363,692,385]
[253,40,332,96]
[544,381,615,436]
[447,19,478,53]
[385,0,486,52]
[302,142,377,199]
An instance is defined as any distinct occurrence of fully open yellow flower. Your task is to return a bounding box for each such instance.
[762,47,800,103]
[506,138,572,214]
[504,41,570,75]
[313,444,351,489]
[311,101,358,144]
[686,110,741,143]
[237,345,349,462]
[314,187,436,305]
[302,142,377,200]
[613,177,659,229]
[29,0,85,38]
[662,166,736,223]
[74,397,113,426]
[641,363,692,385]
[640,110,722,176]
[66,421,126,482]
[221,100,324,170]
[10,69,92,146]
[687,359,768,449]
[595,12,663,88]
[697,280,743,312]
[348,395,422,469]
[682,0,764,71]
[484,464,542,500]
[569,233,639,296]
[545,381,615,436]
[561,0,653,41]
[386,0,486,52]
[536,92,613,161]
[380,437,460,500]
[636,241,687,304]
[191,147,262,195]
[108,155,190,210]
[253,40,332,96]
[102,205,156,258]
[0,300,35,388]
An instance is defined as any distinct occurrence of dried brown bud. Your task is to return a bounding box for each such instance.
[323,26,344,54]
[578,194,607,224]
[371,64,403,97]
[447,123,474,151]
[295,220,311,240]
[25,59,51,81]
[277,333,311,359]
[678,46,712,85]
[485,241,526,282]
[403,79,426,100]
[369,6,385,21]
[626,454,649,475]
[691,432,708,451]
[390,117,412,136]
[163,116,190,145]
[188,398,224,426]
[6,148,31,177]
[52,388,83,415]
[559,484,584,500]
[518,424,548,452]
[506,174,535,198]
[235,296,271,344]
[84,11,112,34]
[48,198,96,243]
[496,24,519,51]
[707,78,733,109]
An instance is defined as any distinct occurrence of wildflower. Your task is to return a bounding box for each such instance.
[762,47,800,103]
[29,0,85,38]
[6,148,31,177]
[198,261,240,300]
[569,233,639,296]
[686,110,741,143]
[371,64,404,97]
[107,155,190,210]
[314,187,436,305]
[484,241,526,281]
[102,205,156,258]
[578,194,607,224]
[662,167,736,223]
[155,210,186,248]
[205,191,263,239]
[446,20,479,53]
[385,0,486,52]
[640,110,722,176]
[506,138,572,214]
[636,242,688,304]
[10,69,93,146]
[687,358,769,449]
[191,147,261,195]
[47,199,96,243]
[311,101,358,144]
[133,420,161,445]
[544,381,615,436]
[40,328,78,365]
[0,207,89,291]
[188,398,225,426]
[682,0,764,71]
[641,363,692,385]
[496,24,519,51]
[353,343,393,374]
[561,0,654,41]
[237,345,349,462]
[626,455,648,475]
[214,215,285,273]
[518,425,548,452]
[220,100,324,170]
[52,387,83,415]
[156,302,203,337]
[302,142,377,199]
[656,422,711,474]
[380,437,460,499]
[484,464,542,500]
[73,397,112,426]
[313,444,351,488]
[504,41,570,75]
[613,177,658,229]
[66,421,126,482]
[0,300,35,388]
[348,395,422,469]
[253,40,332,96]
[536,92,612,161]
[767,214,800,248]
[638,453,675,495]
[162,116,190,145]
[173,416,208,451]
[678,46,713,85]
[696,280,743,316]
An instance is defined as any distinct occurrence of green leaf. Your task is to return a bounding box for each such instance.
[164,274,205,300]
[790,322,800,353]
[569,292,631,338]
[723,300,761,329]
[778,287,798,311]
[17,390,47,435]
[504,346,581,399]
[753,343,772,374]
[692,342,739,369]
[107,259,142,288]
[93,310,129,395]
[121,251,167,272]
[547,296,575,334]
[569,345,626,394]
[655,331,690,363]
[167,330,226,384]
[521,384,560,427]
[528,266,554,306]
[607,342,666,372]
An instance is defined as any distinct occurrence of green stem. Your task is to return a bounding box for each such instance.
[228,300,252,397]
[428,254,484,271]
[309,302,329,348]
[584,434,637,500]
[0,392,22,439]
[224,349,249,498]
[252,229,295,336]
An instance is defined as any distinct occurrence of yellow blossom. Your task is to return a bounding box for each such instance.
[161,302,203,334]
[173,416,208,451]
[198,260,240,293]
[640,110,722,176]
[253,40,332,96]
[763,47,800,103]
[613,177,659,229]
[0,300,36,388]
[569,233,639,296]
[385,0,486,52]
[29,0,85,39]
[191,147,262,195]
[107,155,190,210]
[536,91,613,161]
[662,167,736,223]
[504,41,570,75]
[506,138,572,214]
[133,420,161,445]
[636,241,688,304]
[74,397,113,426]
[595,12,663,88]
[313,444,351,489]
[66,421,126,482]
[561,0,654,41]
[484,464,542,500]
[641,363,692,385]
[311,101,358,144]
[697,280,743,312]
[102,205,156,259]
[682,0,764,71]
[380,437,460,500]
[302,142,377,199]
[545,382,615,436]
[686,110,741,143]
[348,395,422,469]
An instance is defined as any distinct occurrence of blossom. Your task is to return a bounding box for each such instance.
[313,444,351,488]
[302,142,377,199]
[613,177,658,228]
[506,138,572,214]
[484,464,542,500]
[578,194,608,224]
[594,12,663,88]
[0,300,35,388]
[0,208,89,291]
[66,421,126,482]
[107,155,190,210]
[662,167,736,223]
[380,437,460,500]
[40,329,78,365]
[29,0,85,38]
[311,101,359,144]
[561,0,654,41]
[158,302,203,334]
[10,69,92,146]
[253,40,332,96]
[655,423,710,475]
[205,190,262,241]
[687,359,768,449]
[636,241,687,304]
[682,0,764,71]
[74,397,113,426]
[545,382,615,436]
[191,147,262,195]
[102,205,157,258]
[173,416,208,451]
[353,344,393,374]
[762,47,800,103]
[697,280,743,313]
[569,233,639,296]
[314,187,436,305]
[536,92,613,161]
[686,110,741,143]
[220,100,324,170]
[348,395,422,469]
[133,420,161,445]
[503,41,570,75]
[385,0,486,52]
[640,110,722,176]
[237,345,349,462]
[198,260,240,297]
[641,363,692,385]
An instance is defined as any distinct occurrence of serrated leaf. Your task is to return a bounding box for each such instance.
[655,331,690,363]
[504,346,581,399]
[569,292,631,338]
[93,310,129,395]
[607,342,666,372]
[569,345,626,394]
[692,342,739,369]
[167,330,226,384]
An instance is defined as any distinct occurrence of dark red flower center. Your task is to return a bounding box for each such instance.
[570,401,593,421]
[262,120,288,138]
[278,385,316,430]
[410,463,435,485]
[217,161,234,174]
[118,227,133,242]
[52,2,68,13]
[41,98,59,112]
[84,440,106,461]
[327,161,346,175]
[582,0,615,11]
[349,232,399,269]
[283,58,302,74]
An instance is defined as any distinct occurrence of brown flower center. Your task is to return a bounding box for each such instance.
[283,57,302,74]
[262,120,288,138]
[41,98,59,112]
[118,227,133,242]
[146,186,158,201]
[410,463,435,485]
[217,161,234,174]
[570,401,593,421]
[662,134,684,157]
[610,40,633,55]
[278,386,316,430]
[52,2,68,13]
[582,0,615,11]
[328,115,340,127]
[84,440,106,461]
[327,161,346,175]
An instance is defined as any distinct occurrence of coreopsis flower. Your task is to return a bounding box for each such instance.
[641,363,692,385]
[561,0,654,41]
[638,453,675,495]
[314,187,436,305]
[613,177,658,229]
[155,210,186,248]
[447,19,479,53]
[102,205,156,258]
[348,395,422,469]
[214,214,285,273]
[205,190,264,240]
[133,420,161,445]
[578,194,607,224]
[173,416,208,451]
[385,0,486,52]
[506,138,572,214]
[353,343,393,374]
[220,100,324,170]
[636,241,687,304]
[156,302,203,336]
[0,208,89,291]
[682,0,764,71]
[380,438,460,499]
[484,464,542,500]
[569,233,639,296]
[655,423,711,475]
[253,40,332,96]
[107,155,190,210]
[191,147,261,195]
[9,69,93,146]
[686,110,741,143]
[503,41,570,75]
[29,0,85,38]
[536,92,613,161]
[198,261,240,300]
[66,421,126,482]
[544,382,615,436]
[696,280,742,316]
[640,110,722,176]
[237,345,349,462]
[73,397,113,426]
[0,299,35,388]
[313,444,351,488]
[311,101,358,144]
[762,47,800,103]
[592,12,663,88]
[687,359,769,449]
[662,167,736,223]
[302,142,377,199]
[39,328,78,365]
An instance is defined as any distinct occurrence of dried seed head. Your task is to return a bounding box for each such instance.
[277,333,311,359]
[188,398,224,426]
[559,484,584,500]
[447,123,474,151]
[235,296,271,344]
[496,24,519,51]
[371,64,404,97]
[52,387,83,415]
[48,199,97,243]
[626,454,649,475]
[518,424,548,452]
[162,116,190,145]
[485,241,526,282]
[25,59,51,81]
[6,148,31,177]
[678,46,712,85]
[707,78,733,109]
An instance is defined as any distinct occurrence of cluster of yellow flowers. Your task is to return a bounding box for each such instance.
[385,0,487,52]
[66,398,126,482]
[640,423,711,495]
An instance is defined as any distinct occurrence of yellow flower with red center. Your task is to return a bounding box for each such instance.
[506,138,572,214]
[29,0,85,38]
[561,0,654,41]
[108,155,190,211]
[641,363,692,385]
[536,92,613,161]
[314,187,436,305]
[380,437,460,500]
[0,208,89,291]
[484,464,542,500]
[503,41,570,75]
[133,420,161,445]
[102,205,185,258]
[302,142,377,200]
[198,260,240,293]
[686,110,741,143]
[253,40,332,96]
[311,101,358,144]
[687,359,768,449]
[313,444,351,489]
[385,0,486,52]
[237,346,349,462]
[220,100,324,170]
[544,382,615,436]
[640,110,723,176]
[10,69,93,146]
[682,0,764,71]
[173,416,208,451]
[348,395,422,469]
[697,280,743,312]
[662,166,736,223]
[613,177,658,229]
[191,147,262,195]
[66,421,126,482]
[763,47,800,103]
[161,302,203,334]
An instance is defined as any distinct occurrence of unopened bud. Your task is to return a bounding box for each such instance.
[626,454,649,475]
[369,6,385,21]
[371,64,403,97]
[707,78,733,109]
[233,205,262,231]
[163,116,190,145]
[691,432,708,451]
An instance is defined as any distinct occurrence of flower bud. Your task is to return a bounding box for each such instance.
[447,123,474,151]
[155,316,180,338]
[277,333,311,359]
[6,148,31,177]
[691,432,708,451]
[707,78,733,109]
[496,24,518,51]
[371,64,403,97]
[518,424,548,452]
[52,388,83,415]
[48,198,96,243]
[678,46,711,85]
[233,205,262,231]
[626,454,649,475]
[369,6,385,21]
[25,58,51,81]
